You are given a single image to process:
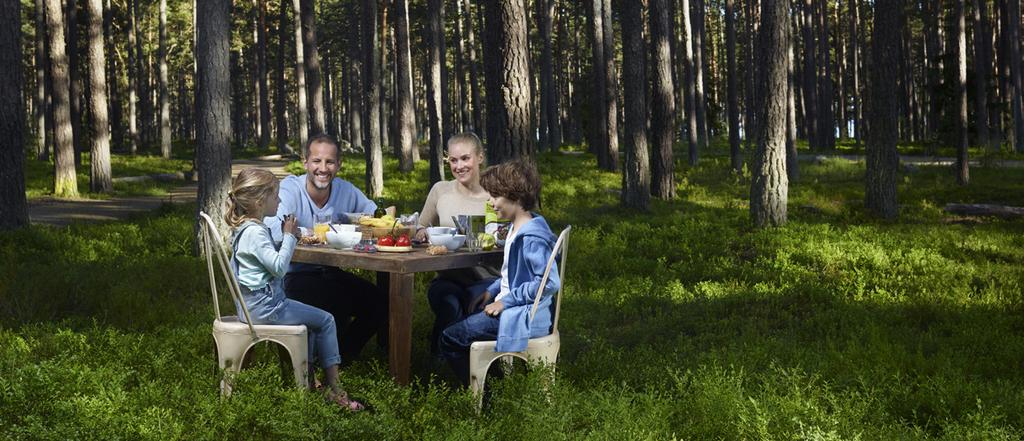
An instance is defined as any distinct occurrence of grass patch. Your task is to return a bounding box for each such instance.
[24,152,192,199]
[3,148,1023,439]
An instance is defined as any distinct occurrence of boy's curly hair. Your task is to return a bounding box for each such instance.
[480,159,541,211]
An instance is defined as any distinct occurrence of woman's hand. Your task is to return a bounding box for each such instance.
[467,291,492,314]
[483,300,505,317]
[282,214,298,238]
[414,227,428,242]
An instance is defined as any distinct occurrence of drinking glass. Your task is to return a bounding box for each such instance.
[314,214,331,242]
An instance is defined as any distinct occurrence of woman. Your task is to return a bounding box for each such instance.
[416,132,500,356]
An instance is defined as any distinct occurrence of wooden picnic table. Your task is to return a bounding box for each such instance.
[291,245,502,385]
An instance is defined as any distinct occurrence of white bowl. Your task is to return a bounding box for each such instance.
[326,231,362,249]
[331,224,358,233]
[445,234,467,251]
[428,233,452,248]
[426,226,455,235]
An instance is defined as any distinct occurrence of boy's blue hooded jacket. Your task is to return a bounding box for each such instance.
[486,214,560,352]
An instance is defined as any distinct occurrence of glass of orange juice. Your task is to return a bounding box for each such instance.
[314,214,331,243]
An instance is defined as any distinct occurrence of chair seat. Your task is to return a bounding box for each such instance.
[469,331,560,354]
[213,316,308,336]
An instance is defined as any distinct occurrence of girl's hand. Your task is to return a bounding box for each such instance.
[483,300,504,317]
[282,214,298,237]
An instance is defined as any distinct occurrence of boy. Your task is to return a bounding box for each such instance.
[438,159,560,384]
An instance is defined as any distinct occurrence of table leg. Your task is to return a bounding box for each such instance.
[388,272,415,384]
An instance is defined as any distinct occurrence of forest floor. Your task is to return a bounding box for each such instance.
[27,157,291,226]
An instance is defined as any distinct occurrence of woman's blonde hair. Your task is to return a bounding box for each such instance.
[224,168,279,228]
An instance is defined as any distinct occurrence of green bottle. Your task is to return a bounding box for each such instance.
[373,198,387,218]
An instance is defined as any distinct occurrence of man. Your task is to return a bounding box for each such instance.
[265,134,388,362]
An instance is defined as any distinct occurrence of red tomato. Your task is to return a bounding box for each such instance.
[395,234,411,247]
[378,235,396,247]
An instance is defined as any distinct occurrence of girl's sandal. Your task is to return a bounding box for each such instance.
[326,390,366,412]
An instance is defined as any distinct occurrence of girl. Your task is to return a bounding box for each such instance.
[225,168,364,411]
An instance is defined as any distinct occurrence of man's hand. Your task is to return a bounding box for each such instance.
[483,300,505,317]
[467,291,492,314]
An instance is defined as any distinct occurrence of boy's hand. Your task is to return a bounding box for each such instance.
[282,214,298,237]
[467,291,492,314]
[484,300,505,317]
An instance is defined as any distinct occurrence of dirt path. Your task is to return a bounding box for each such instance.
[28,158,293,227]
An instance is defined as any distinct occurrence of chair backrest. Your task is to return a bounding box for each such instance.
[199,211,259,338]
[528,225,570,333]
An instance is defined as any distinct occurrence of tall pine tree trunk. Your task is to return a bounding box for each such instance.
[726,0,741,172]
[195,0,233,247]
[256,0,270,150]
[46,0,78,197]
[801,0,819,150]
[87,0,112,192]
[159,0,171,158]
[866,0,901,219]
[128,0,139,154]
[955,0,970,184]
[426,0,446,184]
[35,0,48,161]
[67,0,83,166]
[850,0,861,146]
[464,0,483,137]
[487,0,534,162]
[363,0,383,196]
[621,0,649,210]
[817,0,834,150]
[540,0,561,151]
[651,0,675,199]
[971,0,991,150]
[291,0,308,149]
[680,0,699,165]
[1009,0,1024,152]
[298,0,325,136]
[692,0,708,148]
[600,0,618,170]
[0,0,28,228]
[394,0,415,172]
[787,17,799,181]
[275,0,290,153]
[588,0,608,164]
[751,0,790,228]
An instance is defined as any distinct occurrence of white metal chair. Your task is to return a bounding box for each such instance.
[468,225,571,410]
[199,212,309,397]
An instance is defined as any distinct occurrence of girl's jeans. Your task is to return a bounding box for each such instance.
[239,283,342,369]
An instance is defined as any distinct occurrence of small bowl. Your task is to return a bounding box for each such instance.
[326,231,362,249]
[342,212,373,224]
[444,234,467,251]
[426,226,456,236]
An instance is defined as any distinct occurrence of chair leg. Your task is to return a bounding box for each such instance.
[469,356,495,413]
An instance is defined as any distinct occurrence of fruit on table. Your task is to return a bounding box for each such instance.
[358,214,404,229]
[477,233,496,250]
[377,235,395,247]
[395,234,411,247]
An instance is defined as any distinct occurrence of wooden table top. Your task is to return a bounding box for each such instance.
[292,245,503,274]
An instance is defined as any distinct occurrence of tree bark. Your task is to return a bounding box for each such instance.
[46,0,78,197]
[484,0,534,163]
[298,0,326,136]
[621,0,650,210]
[255,0,270,150]
[0,0,28,228]
[849,0,861,146]
[817,0,834,150]
[1008,0,1024,152]
[680,0,699,165]
[426,0,446,183]
[35,0,49,161]
[588,0,608,164]
[464,0,483,137]
[971,0,991,150]
[865,0,901,220]
[67,0,83,166]
[787,15,799,181]
[363,0,383,197]
[291,0,308,149]
[600,0,618,170]
[650,0,675,199]
[394,0,415,172]
[801,0,819,150]
[750,0,790,228]
[540,0,561,151]
[158,0,171,158]
[128,0,139,154]
[87,0,111,192]
[955,0,969,184]
[691,0,708,148]
[275,0,290,154]
[195,0,233,247]
[726,0,741,173]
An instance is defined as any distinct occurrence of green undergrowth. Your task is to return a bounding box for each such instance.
[2,149,1023,439]
[24,152,193,199]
